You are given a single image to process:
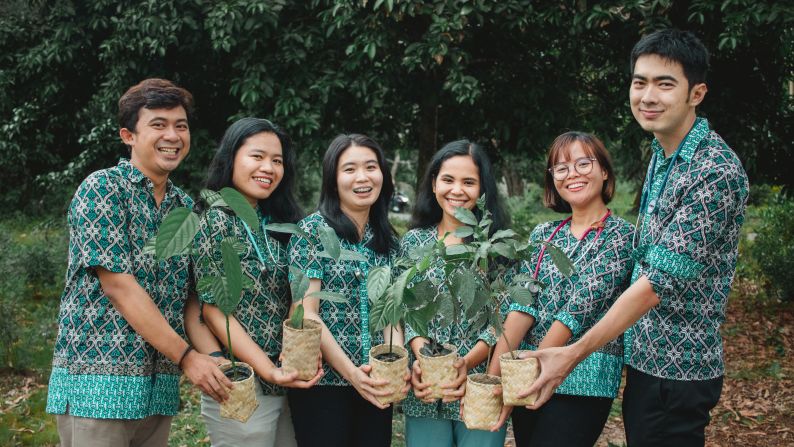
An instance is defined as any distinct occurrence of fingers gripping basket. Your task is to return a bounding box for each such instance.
[499,350,539,406]
[281,319,322,380]
[416,343,458,400]
[462,373,503,430]
[369,344,409,405]
[220,362,258,422]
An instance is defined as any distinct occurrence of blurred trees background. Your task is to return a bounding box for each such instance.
[1,0,791,212]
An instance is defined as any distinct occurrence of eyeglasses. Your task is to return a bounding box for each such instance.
[548,157,597,181]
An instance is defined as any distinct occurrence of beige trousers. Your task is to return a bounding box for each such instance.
[56,413,172,447]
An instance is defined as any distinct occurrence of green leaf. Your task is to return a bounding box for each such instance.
[454,225,474,238]
[241,274,254,291]
[290,304,304,329]
[509,285,534,306]
[367,266,390,303]
[337,249,367,262]
[490,229,517,241]
[318,226,341,259]
[196,276,214,294]
[200,189,226,207]
[222,237,247,255]
[445,244,474,256]
[417,254,432,272]
[143,236,157,256]
[437,292,456,328]
[220,187,260,234]
[406,279,436,307]
[289,266,310,303]
[217,239,244,315]
[264,223,310,240]
[491,241,517,259]
[211,276,228,305]
[465,282,490,319]
[453,207,477,226]
[155,207,199,260]
[449,271,476,310]
[545,242,575,277]
[307,290,347,303]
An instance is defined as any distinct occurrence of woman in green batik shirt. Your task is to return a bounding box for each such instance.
[489,132,634,447]
[402,139,510,447]
[185,118,322,447]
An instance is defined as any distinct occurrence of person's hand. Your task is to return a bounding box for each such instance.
[271,352,324,388]
[440,357,467,403]
[491,385,513,432]
[400,367,411,399]
[410,360,434,403]
[182,350,233,403]
[348,364,391,409]
[519,346,577,409]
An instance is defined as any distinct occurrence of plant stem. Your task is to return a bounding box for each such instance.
[389,326,393,354]
[226,316,236,372]
[502,332,516,360]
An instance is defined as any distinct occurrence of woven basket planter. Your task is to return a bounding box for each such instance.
[462,373,503,430]
[219,362,258,422]
[281,319,322,380]
[416,343,458,400]
[369,343,409,405]
[499,350,539,406]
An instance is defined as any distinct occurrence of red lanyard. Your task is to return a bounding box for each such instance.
[533,209,611,279]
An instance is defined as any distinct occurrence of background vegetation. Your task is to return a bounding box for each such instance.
[0,0,792,445]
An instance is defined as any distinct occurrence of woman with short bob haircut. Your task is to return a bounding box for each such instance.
[489,131,634,446]
[402,139,510,447]
[287,134,406,447]
[185,117,323,447]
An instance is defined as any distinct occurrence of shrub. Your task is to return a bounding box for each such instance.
[749,193,794,301]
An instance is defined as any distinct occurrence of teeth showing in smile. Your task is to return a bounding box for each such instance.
[158,147,179,154]
[567,182,586,191]
[353,187,372,193]
[254,177,272,185]
[446,197,467,206]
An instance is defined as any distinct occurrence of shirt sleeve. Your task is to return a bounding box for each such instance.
[193,208,235,305]
[71,172,131,274]
[555,223,634,337]
[287,217,324,281]
[637,162,747,304]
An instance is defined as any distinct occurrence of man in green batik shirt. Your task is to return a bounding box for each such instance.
[524,30,748,447]
[46,79,231,447]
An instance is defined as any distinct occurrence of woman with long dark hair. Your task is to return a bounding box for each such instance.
[287,134,406,447]
[402,139,509,447]
[489,132,634,446]
[185,117,322,447]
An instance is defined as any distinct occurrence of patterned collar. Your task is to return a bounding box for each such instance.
[650,117,710,163]
[116,158,177,200]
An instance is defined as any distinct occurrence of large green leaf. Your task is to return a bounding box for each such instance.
[453,207,477,226]
[289,304,304,329]
[465,282,491,319]
[509,285,534,306]
[445,244,475,256]
[142,236,157,256]
[264,223,310,240]
[217,239,244,315]
[220,187,260,234]
[491,241,517,259]
[367,266,390,303]
[200,189,226,207]
[489,229,517,242]
[437,292,456,329]
[454,225,474,238]
[337,249,367,262]
[289,266,310,303]
[544,242,576,277]
[406,279,436,308]
[390,266,415,308]
[307,290,347,303]
[196,276,214,294]
[318,226,341,259]
[449,271,475,310]
[155,207,199,260]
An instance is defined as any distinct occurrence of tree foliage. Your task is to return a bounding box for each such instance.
[1,0,791,212]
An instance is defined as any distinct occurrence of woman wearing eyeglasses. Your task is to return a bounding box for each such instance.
[488,132,634,447]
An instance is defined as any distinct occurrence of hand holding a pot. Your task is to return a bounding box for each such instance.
[182,349,234,403]
[347,364,392,409]
[440,357,467,403]
[517,347,576,409]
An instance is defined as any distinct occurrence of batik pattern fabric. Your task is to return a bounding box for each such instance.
[626,117,749,381]
[509,215,634,398]
[400,226,508,421]
[287,212,395,386]
[194,207,290,395]
[46,159,193,419]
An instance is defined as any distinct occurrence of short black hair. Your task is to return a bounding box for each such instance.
[318,134,397,255]
[410,139,509,237]
[630,29,710,90]
[118,78,194,132]
[204,117,303,243]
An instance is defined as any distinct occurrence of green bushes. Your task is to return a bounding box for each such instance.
[747,191,794,302]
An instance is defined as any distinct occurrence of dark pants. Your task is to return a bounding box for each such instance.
[511,393,613,447]
[622,366,723,447]
[288,385,393,447]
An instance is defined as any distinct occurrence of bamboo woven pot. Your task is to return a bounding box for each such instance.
[462,373,503,430]
[281,319,322,380]
[499,350,539,406]
[416,343,458,400]
[369,343,409,405]
[219,362,258,422]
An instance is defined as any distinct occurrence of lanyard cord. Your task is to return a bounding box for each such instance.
[533,209,611,279]
[241,217,283,266]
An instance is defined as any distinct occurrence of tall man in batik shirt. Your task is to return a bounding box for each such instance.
[523,30,749,446]
[46,79,231,447]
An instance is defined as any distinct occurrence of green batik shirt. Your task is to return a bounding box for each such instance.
[626,117,749,381]
[287,212,395,386]
[193,207,290,395]
[510,216,634,398]
[400,226,507,421]
[46,159,193,419]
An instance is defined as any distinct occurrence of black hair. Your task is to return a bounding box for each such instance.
[118,78,194,133]
[630,28,710,91]
[204,117,303,244]
[410,139,509,236]
[317,134,397,255]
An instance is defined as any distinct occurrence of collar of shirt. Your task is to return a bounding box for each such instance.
[116,158,179,205]
[650,116,710,164]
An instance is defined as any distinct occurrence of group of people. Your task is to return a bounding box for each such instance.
[46,29,748,447]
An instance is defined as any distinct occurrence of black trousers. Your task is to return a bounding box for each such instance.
[622,366,723,447]
[288,385,393,447]
[511,393,613,447]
